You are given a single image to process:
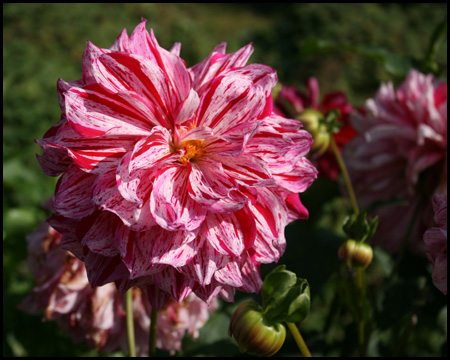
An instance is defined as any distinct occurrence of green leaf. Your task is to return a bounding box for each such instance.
[261,265,297,309]
[343,212,378,243]
[261,266,311,323]
[284,279,311,323]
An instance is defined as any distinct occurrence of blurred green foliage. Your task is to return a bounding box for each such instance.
[3,3,447,357]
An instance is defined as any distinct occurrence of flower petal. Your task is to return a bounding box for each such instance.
[203,207,256,257]
[188,158,248,213]
[65,83,154,138]
[151,165,207,231]
[53,164,96,219]
[212,153,275,187]
[180,234,228,286]
[81,211,120,257]
[196,71,267,134]
[188,43,253,95]
[273,157,318,193]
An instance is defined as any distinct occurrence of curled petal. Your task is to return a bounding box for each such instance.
[196,71,268,135]
[188,158,248,213]
[53,164,96,220]
[188,43,253,95]
[203,207,256,257]
[214,260,244,288]
[151,165,207,231]
[65,84,153,138]
[273,157,318,193]
[81,211,120,257]
[212,153,275,187]
[180,234,228,286]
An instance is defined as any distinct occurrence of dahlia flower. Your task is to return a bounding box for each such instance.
[344,70,447,253]
[423,194,447,295]
[275,77,356,180]
[36,19,317,307]
[20,222,218,355]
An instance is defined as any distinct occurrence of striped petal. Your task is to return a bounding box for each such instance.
[196,70,268,134]
[273,157,318,193]
[53,164,96,220]
[203,206,256,257]
[188,157,248,213]
[188,43,254,95]
[150,165,207,231]
[180,234,228,286]
[65,83,154,138]
[212,153,275,187]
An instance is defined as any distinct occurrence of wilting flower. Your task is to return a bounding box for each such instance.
[20,222,218,355]
[275,77,356,180]
[344,70,447,253]
[36,19,317,307]
[423,194,447,295]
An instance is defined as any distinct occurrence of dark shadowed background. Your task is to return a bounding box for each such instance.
[3,3,447,357]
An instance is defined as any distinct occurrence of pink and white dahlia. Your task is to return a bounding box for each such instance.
[423,194,447,295]
[344,70,447,253]
[20,222,218,355]
[37,19,317,307]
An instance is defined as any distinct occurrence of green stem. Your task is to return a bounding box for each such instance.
[286,322,312,357]
[330,135,368,355]
[329,136,359,215]
[125,288,136,357]
[356,268,366,356]
[149,308,158,357]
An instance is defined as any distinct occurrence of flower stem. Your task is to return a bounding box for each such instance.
[125,288,136,357]
[329,136,359,215]
[356,268,366,356]
[330,136,368,355]
[149,308,158,357]
[286,322,312,357]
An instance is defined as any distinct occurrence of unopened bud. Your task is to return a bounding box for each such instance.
[297,108,330,157]
[229,300,286,357]
[338,239,373,269]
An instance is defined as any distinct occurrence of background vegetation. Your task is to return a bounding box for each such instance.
[3,3,447,357]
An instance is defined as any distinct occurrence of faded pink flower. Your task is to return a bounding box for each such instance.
[275,78,356,180]
[423,194,447,295]
[344,70,447,253]
[37,19,317,307]
[20,222,218,356]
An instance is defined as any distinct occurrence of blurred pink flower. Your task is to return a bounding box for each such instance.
[36,19,317,306]
[344,70,447,253]
[275,77,356,180]
[423,194,447,295]
[20,222,218,355]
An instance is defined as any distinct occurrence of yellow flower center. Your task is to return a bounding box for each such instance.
[177,139,204,164]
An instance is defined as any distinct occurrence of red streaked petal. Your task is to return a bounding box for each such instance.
[65,84,153,138]
[188,158,247,213]
[273,157,318,193]
[180,234,228,286]
[212,153,275,187]
[150,165,207,231]
[81,211,119,257]
[203,207,256,257]
[214,260,244,287]
[53,164,96,219]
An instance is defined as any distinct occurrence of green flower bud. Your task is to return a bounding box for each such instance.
[296,108,330,157]
[338,239,373,269]
[229,300,286,357]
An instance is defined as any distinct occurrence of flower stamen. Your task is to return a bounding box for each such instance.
[177,140,204,164]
